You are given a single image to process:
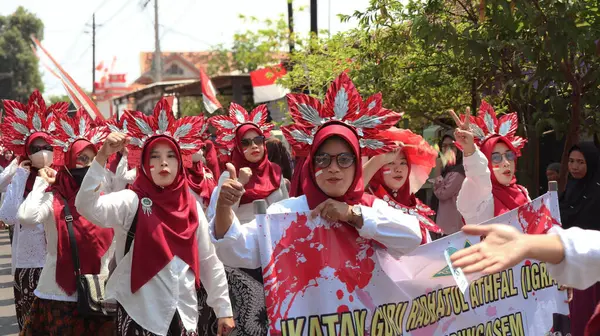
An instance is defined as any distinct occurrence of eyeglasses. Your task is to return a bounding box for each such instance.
[30,145,53,154]
[76,154,92,166]
[313,152,356,169]
[491,151,516,164]
[241,136,266,148]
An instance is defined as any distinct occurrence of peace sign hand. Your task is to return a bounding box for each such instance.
[449,108,476,155]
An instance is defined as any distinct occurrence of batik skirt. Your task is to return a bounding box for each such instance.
[116,303,198,336]
[13,267,42,330]
[19,298,115,336]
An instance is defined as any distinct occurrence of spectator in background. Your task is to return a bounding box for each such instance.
[546,162,560,182]
[433,134,466,235]
[266,137,293,190]
[559,142,600,336]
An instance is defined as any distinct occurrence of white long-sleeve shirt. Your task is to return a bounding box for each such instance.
[0,159,18,193]
[206,171,289,225]
[457,149,530,224]
[209,195,423,270]
[547,226,600,290]
[105,155,137,193]
[75,160,232,336]
[17,176,115,302]
[0,167,46,274]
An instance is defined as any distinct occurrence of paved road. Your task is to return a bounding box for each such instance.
[0,230,18,335]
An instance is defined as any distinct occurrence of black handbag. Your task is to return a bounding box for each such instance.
[62,196,116,316]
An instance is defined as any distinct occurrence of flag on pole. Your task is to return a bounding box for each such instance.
[250,64,289,103]
[30,36,105,121]
[199,68,222,114]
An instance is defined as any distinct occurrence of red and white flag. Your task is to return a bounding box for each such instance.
[199,67,222,114]
[250,64,289,103]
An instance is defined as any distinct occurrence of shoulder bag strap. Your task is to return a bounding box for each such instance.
[124,211,138,256]
[60,195,81,277]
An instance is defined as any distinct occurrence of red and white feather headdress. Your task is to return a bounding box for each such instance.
[380,127,438,193]
[123,98,205,167]
[467,100,527,154]
[51,108,109,166]
[1,90,65,156]
[282,72,403,157]
[210,103,274,155]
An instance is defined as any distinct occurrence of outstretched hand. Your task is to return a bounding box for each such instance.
[448,108,476,155]
[450,224,528,274]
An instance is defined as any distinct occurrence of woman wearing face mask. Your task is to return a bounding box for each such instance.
[211,74,422,331]
[432,133,466,235]
[16,109,115,335]
[558,142,600,336]
[450,102,533,226]
[363,128,442,243]
[207,104,288,336]
[75,100,234,336]
[0,91,62,330]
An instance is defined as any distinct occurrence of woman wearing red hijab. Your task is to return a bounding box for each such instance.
[449,102,532,225]
[362,128,442,244]
[206,104,288,336]
[208,103,288,224]
[0,91,61,330]
[211,74,422,333]
[75,99,234,336]
[186,116,218,212]
[17,108,115,335]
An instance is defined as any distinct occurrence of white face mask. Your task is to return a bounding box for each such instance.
[29,150,53,169]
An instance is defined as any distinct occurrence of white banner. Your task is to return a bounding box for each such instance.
[257,192,569,336]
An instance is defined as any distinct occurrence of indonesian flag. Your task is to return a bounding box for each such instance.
[250,64,289,103]
[199,67,222,114]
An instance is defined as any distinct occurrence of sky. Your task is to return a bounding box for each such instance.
[0,0,371,97]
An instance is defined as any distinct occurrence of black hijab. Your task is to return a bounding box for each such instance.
[559,142,600,230]
[439,134,465,177]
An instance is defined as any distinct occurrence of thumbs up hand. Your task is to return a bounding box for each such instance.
[217,163,245,208]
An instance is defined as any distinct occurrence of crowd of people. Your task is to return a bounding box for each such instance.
[0,72,597,335]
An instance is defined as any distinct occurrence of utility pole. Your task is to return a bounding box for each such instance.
[287,0,294,53]
[310,0,318,35]
[154,0,162,82]
[92,13,96,95]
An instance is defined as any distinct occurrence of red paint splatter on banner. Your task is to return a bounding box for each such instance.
[262,214,376,335]
[338,305,349,313]
[336,290,344,300]
[524,260,531,266]
[517,201,560,235]
[349,295,354,302]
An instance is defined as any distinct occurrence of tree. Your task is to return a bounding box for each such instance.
[207,14,291,75]
[0,7,44,102]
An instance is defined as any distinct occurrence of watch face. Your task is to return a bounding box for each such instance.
[353,205,362,216]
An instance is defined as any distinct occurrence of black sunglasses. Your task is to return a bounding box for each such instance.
[491,151,516,164]
[29,145,53,154]
[314,152,356,169]
[241,136,266,148]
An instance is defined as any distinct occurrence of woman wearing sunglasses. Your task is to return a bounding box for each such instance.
[212,74,422,328]
[362,128,442,244]
[449,101,530,225]
[206,103,289,336]
[0,91,61,330]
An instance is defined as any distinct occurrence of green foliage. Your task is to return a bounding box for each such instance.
[47,94,70,105]
[207,14,291,75]
[0,7,44,102]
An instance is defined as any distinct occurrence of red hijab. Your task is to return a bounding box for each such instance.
[302,122,375,209]
[23,132,50,198]
[203,140,221,179]
[129,136,200,293]
[232,124,282,204]
[289,155,307,197]
[107,152,123,173]
[368,148,414,207]
[186,159,216,207]
[479,136,528,216]
[50,140,114,295]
